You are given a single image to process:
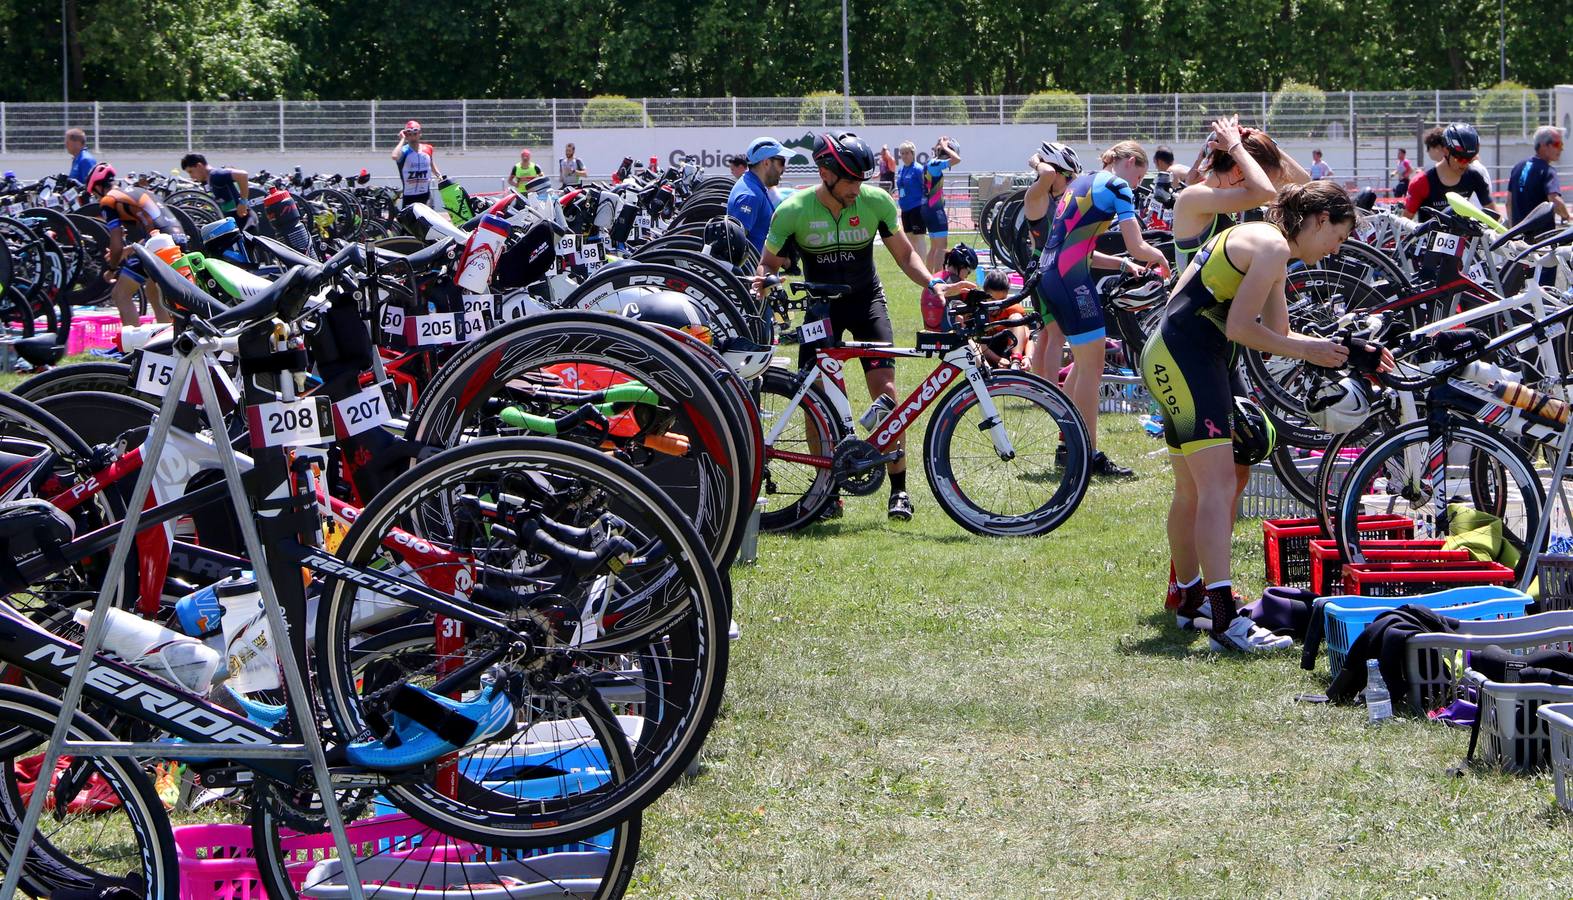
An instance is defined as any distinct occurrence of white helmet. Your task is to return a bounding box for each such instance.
[1305,375,1380,434]
[1038,141,1082,176]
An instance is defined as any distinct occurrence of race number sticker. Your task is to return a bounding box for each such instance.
[458,306,488,341]
[133,351,239,408]
[634,213,653,234]
[1467,263,1488,284]
[331,383,394,438]
[404,312,458,346]
[799,318,832,343]
[579,241,604,271]
[379,304,406,335]
[1431,232,1463,257]
[247,396,334,448]
[556,233,579,258]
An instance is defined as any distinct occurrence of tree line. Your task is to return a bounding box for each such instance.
[3,0,1568,103]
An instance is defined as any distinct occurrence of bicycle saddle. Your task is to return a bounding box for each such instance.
[10,335,66,368]
[133,244,306,329]
[371,236,458,271]
[1489,201,1555,252]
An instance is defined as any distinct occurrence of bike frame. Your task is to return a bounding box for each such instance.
[763,339,1017,468]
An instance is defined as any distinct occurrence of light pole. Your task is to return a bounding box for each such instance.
[841,0,851,126]
[62,0,69,125]
[1498,0,1506,82]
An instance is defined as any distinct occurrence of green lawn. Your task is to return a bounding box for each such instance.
[628,238,1573,897]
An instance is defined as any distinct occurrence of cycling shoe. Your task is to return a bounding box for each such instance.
[346,683,515,771]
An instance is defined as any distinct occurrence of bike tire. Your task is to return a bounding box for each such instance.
[757,365,843,532]
[923,370,1091,536]
[0,684,177,898]
[314,437,728,846]
[13,361,136,401]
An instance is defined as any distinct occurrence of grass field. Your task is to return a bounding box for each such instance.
[628,239,1573,897]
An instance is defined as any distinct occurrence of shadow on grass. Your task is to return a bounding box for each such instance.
[780,518,980,545]
[1115,609,1207,659]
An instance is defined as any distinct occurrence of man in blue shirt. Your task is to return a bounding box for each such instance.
[181,153,252,224]
[65,128,96,192]
[1508,126,1568,226]
[727,136,795,253]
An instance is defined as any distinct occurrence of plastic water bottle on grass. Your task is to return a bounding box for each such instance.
[1364,659,1393,725]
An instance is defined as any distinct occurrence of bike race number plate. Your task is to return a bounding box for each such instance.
[379,304,405,336]
[404,311,458,346]
[458,294,491,341]
[331,382,394,438]
[799,318,832,344]
[248,395,334,448]
[133,350,240,409]
[1431,231,1463,257]
[556,233,579,259]
[579,240,605,272]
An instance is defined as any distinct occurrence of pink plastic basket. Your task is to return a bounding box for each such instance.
[63,311,158,354]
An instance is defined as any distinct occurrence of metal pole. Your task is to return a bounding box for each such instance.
[93,100,99,147]
[731,95,737,128]
[1351,111,1358,188]
[61,0,68,123]
[1173,93,1180,141]
[1498,0,1506,83]
[1495,122,1502,193]
[1383,115,1390,196]
[278,99,285,153]
[910,95,915,127]
[1434,89,1441,125]
[1,103,7,156]
[185,100,192,151]
[370,98,376,150]
[461,98,468,152]
[1085,94,1092,144]
[999,95,1004,126]
[840,0,851,126]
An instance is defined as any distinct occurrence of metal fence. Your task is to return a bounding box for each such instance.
[0,90,1554,154]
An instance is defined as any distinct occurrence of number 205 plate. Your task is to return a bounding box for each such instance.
[247,396,335,448]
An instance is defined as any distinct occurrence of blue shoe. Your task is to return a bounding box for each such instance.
[345,684,515,771]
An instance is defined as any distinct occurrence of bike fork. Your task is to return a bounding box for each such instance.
[957,357,1015,461]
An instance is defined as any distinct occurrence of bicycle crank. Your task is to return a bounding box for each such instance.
[831,437,899,497]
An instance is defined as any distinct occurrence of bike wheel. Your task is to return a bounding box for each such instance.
[12,362,136,401]
[756,365,843,532]
[1333,419,1544,579]
[1311,408,1404,535]
[0,685,177,898]
[923,370,1091,536]
[315,437,729,847]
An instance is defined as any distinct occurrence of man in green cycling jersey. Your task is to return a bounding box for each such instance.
[754,131,974,521]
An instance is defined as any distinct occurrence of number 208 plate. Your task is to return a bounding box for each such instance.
[246,396,335,449]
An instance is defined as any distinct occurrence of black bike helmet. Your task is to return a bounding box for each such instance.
[1231,396,1276,467]
[812,132,878,181]
[704,216,751,268]
[590,288,716,345]
[1441,123,1480,159]
[943,242,979,273]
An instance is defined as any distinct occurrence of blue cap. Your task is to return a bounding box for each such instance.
[745,137,796,165]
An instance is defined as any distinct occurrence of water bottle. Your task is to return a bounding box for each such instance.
[215,573,282,693]
[262,186,312,255]
[858,395,895,431]
[1490,380,1569,426]
[73,607,220,693]
[1458,360,1511,388]
[1365,659,1393,725]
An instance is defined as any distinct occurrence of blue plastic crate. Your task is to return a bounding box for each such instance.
[1324,586,1531,679]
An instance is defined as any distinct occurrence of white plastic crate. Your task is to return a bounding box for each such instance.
[1237,460,1312,520]
[1535,702,1573,811]
[1465,670,1573,773]
[1403,611,1573,714]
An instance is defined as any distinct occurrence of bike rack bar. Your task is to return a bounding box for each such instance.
[0,342,370,900]
[61,742,307,759]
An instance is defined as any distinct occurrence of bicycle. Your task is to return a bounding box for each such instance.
[756,274,1092,535]
[0,244,729,897]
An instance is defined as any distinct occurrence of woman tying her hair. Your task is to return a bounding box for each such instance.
[1171,116,1309,271]
[1140,182,1393,652]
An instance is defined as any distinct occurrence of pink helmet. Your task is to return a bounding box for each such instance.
[85,162,116,193]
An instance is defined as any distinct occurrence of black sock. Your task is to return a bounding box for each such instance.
[1207,584,1237,635]
[890,470,907,494]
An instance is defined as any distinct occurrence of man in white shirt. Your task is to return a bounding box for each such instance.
[560,143,588,188]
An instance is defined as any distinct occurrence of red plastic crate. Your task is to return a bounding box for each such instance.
[1307,539,1472,596]
[1341,560,1517,597]
[1264,514,1415,588]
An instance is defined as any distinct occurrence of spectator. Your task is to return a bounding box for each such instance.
[725,154,748,179]
[726,136,794,253]
[179,153,251,224]
[390,120,441,209]
[878,144,896,192]
[507,149,542,193]
[65,128,96,191]
[894,141,929,260]
[1507,126,1568,225]
[1392,147,1414,198]
[1308,149,1333,180]
[1154,145,1189,182]
[559,143,587,188]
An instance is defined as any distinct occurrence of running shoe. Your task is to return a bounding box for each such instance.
[1091,451,1135,478]
[1208,616,1293,653]
[818,496,845,520]
[887,491,913,521]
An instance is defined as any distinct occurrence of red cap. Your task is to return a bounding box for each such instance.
[404,120,422,131]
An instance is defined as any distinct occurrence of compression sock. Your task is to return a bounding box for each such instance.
[1175,576,1207,624]
[1165,561,1181,610]
[1206,581,1237,637]
[890,470,907,494]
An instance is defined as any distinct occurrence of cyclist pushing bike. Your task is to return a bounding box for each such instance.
[754,131,975,521]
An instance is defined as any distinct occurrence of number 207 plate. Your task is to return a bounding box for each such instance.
[247,396,334,448]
